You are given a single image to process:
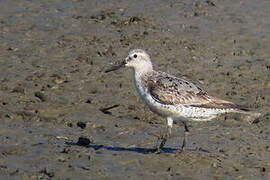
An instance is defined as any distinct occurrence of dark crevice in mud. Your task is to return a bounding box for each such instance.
[99,104,120,115]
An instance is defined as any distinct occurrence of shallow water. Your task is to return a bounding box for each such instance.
[0,0,269,179]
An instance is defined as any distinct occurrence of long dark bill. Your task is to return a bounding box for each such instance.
[104,60,126,73]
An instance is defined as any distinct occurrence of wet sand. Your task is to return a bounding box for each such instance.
[0,0,269,179]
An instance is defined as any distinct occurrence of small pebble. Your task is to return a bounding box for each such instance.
[77,137,91,146]
[12,86,25,94]
[35,91,47,102]
[77,121,86,129]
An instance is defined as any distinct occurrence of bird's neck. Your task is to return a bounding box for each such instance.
[133,68,152,95]
[133,62,153,75]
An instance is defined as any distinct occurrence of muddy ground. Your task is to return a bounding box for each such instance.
[0,0,270,179]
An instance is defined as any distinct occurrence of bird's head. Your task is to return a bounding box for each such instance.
[105,49,153,73]
[124,49,152,70]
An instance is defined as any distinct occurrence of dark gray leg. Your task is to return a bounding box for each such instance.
[156,117,173,153]
[178,121,189,153]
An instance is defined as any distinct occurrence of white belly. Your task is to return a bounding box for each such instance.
[138,87,229,121]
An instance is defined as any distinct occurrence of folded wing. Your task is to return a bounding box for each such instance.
[148,72,246,111]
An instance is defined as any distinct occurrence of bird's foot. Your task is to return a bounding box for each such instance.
[176,144,187,153]
[150,143,164,154]
[156,145,164,154]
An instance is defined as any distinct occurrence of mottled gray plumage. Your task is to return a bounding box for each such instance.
[147,70,247,111]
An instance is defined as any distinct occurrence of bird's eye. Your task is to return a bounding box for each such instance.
[133,54,137,58]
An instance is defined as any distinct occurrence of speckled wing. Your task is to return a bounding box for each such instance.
[148,71,244,110]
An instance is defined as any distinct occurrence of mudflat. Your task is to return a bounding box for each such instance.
[0,0,269,179]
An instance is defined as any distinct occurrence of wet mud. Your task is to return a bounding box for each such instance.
[0,0,269,179]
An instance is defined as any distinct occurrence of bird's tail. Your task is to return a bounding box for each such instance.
[233,108,262,123]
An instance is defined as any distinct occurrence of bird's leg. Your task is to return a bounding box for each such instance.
[156,117,173,153]
[178,121,189,153]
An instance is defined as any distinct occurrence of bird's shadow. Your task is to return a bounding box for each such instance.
[65,142,178,154]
